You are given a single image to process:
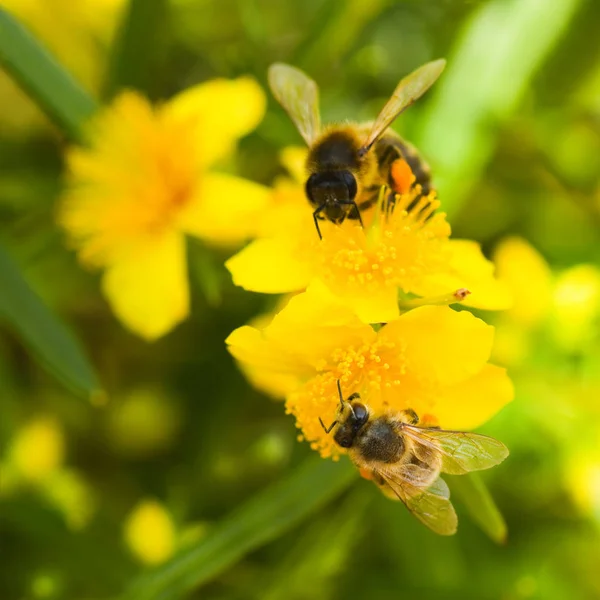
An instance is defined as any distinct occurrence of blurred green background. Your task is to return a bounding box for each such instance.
[1,0,600,599]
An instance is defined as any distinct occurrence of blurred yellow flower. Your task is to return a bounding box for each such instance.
[1,417,95,529]
[226,148,510,324]
[551,265,600,352]
[106,388,181,458]
[227,283,513,458]
[0,0,124,134]
[124,499,176,565]
[59,78,268,340]
[41,469,95,530]
[493,237,553,327]
[8,417,65,483]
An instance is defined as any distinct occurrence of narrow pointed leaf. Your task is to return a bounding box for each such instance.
[0,8,97,140]
[0,245,100,398]
[104,0,169,98]
[448,472,507,543]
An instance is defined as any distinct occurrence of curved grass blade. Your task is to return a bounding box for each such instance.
[104,0,168,98]
[448,472,507,543]
[0,245,100,399]
[121,456,357,600]
[0,8,97,141]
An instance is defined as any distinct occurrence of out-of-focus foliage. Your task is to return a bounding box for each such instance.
[1,1,599,599]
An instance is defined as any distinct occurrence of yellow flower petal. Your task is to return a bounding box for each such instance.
[412,240,512,310]
[102,231,188,340]
[178,173,271,245]
[432,365,514,430]
[164,77,265,167]
[226,326,312,378]
[450,241,513,310]
[227,283,375,388]
[226,237,313,293]
[382,306,495,386]
[265,283,375,366]
[340,285,400,324]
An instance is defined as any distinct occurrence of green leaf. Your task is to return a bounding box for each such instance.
[188,240,223,307]
[121,456,357,600]
[263,487,371,600]
[448,473,507,543]
[415,0,583,216]
[0,8,97,141]
[0,245,100,399]
[104,0,169,98]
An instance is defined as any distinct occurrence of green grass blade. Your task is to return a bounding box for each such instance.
[0,8,97,140]
[263,488,371,600]
[448,473,507,544]
[0,245,100,399]
[415,0,582,217]
[104,0,169,98]
[121,456,357,600]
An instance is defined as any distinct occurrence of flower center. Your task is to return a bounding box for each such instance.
[314,187,451,297]
[286,336,411,458]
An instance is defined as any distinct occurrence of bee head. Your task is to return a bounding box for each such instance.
[305,170,357,210]
[319,381,369,449]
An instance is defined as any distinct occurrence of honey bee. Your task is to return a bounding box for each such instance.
[320,382,509,535]
[268,60,446,238]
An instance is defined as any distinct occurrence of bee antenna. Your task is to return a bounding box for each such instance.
[336,379,345,408]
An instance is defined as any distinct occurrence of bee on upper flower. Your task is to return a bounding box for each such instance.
[227,60,511,325]
[268,60,445,239]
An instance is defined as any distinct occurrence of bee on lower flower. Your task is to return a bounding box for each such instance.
[320,381,509,535]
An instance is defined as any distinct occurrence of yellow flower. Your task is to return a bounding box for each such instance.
[551,265,600,352]
[226,283,513,458]
[59,78,268,340]
[226,148,511,324]
[124,499,176,565]
[8,417,65,483]
[493,237,553,327]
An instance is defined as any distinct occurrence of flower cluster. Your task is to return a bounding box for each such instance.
[59,73,513,460]
[226,146,514,455]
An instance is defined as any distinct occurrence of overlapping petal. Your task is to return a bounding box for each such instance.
[381,305,494,386]
[179,173,271,245]
[163,77,266,167]
[226,237,313,293]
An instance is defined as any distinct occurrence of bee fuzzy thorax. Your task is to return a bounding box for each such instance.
[306,125,377,181]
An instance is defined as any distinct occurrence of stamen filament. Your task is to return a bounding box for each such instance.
[399,288,471,309]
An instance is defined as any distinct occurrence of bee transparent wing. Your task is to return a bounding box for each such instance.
[361,59,446,153]
[268,63,321,145]
[401,425,509,475]
[376,465,457,535]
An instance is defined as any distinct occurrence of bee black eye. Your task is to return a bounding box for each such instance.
[305,173,318,203]
[352,403,369,426]
[340,171,357,200]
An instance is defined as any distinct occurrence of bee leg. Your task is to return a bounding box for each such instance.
[398,408,419,425]
[339,199,364,230]
[319,417,338,434]
[312,204,326,240]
